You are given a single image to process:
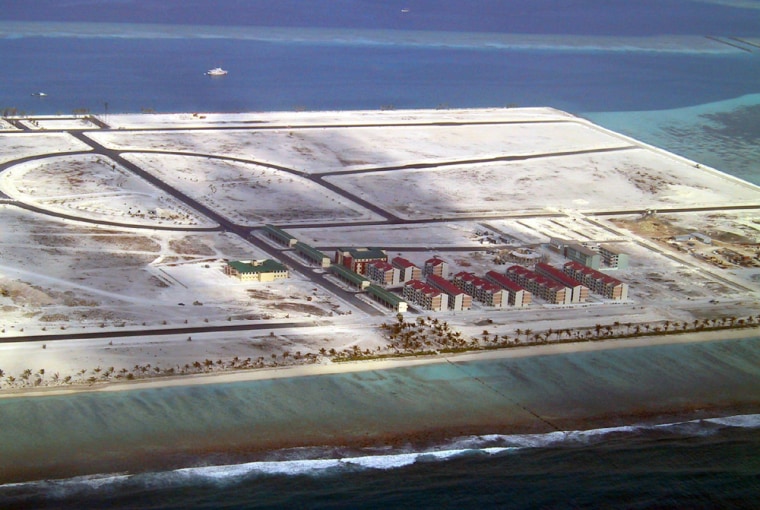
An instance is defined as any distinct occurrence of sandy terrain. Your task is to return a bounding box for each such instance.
[3,326,757,399]
[1,107,759,392]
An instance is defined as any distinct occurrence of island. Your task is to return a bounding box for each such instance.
[2,106,760,484]
[0,106,758,391]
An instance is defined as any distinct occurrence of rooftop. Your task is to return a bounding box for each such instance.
[339,247,387,260]
[228,259,287,274]
[427,274,467,296]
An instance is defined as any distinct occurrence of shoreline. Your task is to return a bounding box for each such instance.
[3,326,757,400]
[1,328,759,484]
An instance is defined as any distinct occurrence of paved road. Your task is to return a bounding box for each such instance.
[0,321,319,344]
[69,131,385,317]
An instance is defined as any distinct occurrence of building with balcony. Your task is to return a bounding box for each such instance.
[391,257,422,283]
[598,244,629,269]
[423,256,449,278]
[484,270,532,307]
[506,265,570,305]
[535,263,589,303]
[403,279,448,311]
[335,247,388,275]
[451,272,507,308]
[563,261,629,300]
[427,274,472,311]
[564,243,602,270]
[366,260,401,287]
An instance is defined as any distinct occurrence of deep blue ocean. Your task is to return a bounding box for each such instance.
[1,1,760,507]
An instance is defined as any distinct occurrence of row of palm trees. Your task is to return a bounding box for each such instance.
[3,313,759,387]
[0,350,322,389]
[350,313,760,361]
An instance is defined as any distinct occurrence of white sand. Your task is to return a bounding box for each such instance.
[1,107,759,397]
[3,327,757,399]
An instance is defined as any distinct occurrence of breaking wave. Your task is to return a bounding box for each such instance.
[2,413,758,503]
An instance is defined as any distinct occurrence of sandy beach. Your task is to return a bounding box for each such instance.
[2,326,758,400]
[1,328,759,484]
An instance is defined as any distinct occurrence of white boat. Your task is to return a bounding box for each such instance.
[205,67,228,76]
[31,92,47,97]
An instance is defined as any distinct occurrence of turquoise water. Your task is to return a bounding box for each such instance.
[2,337,759,507]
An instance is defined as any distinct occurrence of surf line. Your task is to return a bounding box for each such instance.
[443,357,624,468]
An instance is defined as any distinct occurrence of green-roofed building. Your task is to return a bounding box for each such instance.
[329,264,371,290]
[295,242,331,268]
[224,259,289,282]
[367,284,408,312]
[262,224,298,247]
[335,247,388,275]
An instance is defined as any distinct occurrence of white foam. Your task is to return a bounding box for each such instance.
[4,414,758,496]
[176,458,343,479]
[700,413,760,428]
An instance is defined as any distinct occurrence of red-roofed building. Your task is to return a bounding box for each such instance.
[426,274,472,311]
[563,261,629,300]
[403,279,448,311]
[366,260,400,287]
[391,257,422,283]
[452,272,508,308]
[505,265,570,305]
[423,257,449,279]
[535,263,589,303]
[335,247,387,275]
[485,270,532,307]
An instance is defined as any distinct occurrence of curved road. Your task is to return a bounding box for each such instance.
[2,115,760,343]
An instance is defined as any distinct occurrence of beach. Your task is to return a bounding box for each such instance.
[2,328,759,485]
[2,326,758,400]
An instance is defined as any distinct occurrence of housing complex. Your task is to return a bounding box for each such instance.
[563,261,629,300]
[564,244,602,270]
[366,260,401,287]
[535,263,589,303]
[427,274,473,311]
[484,271,532,307]
[252,225,630,314]
[424,256,449,278]
[598,244,630,269]
[550,237,631,270]
[452,272,508,308]
[506,265,571,304]
[403,279,448,312]
[392,257,422,283]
